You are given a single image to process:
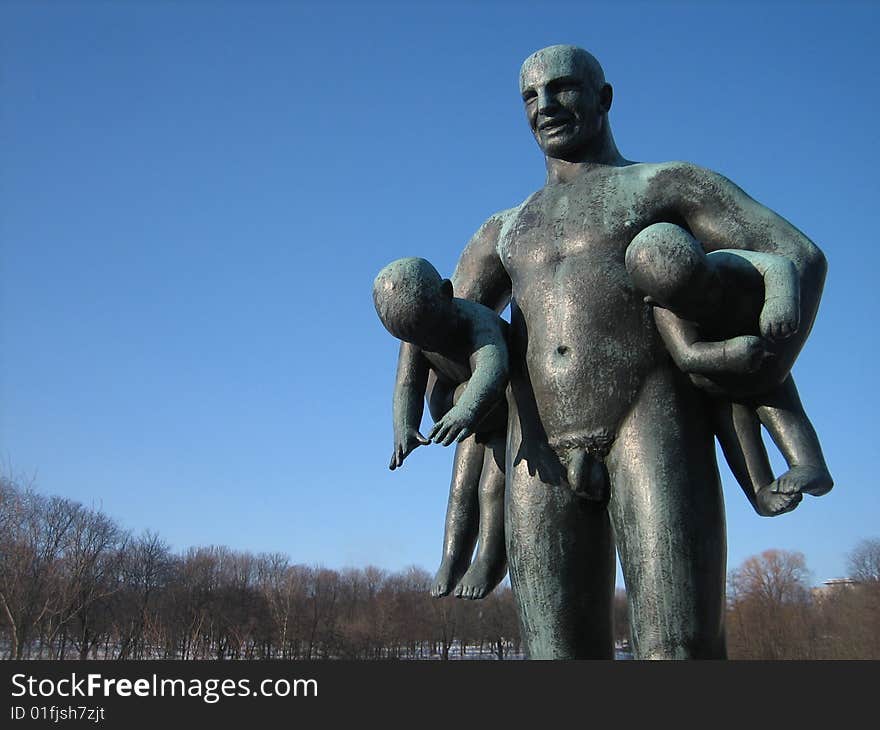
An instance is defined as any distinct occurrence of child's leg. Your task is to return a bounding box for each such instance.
[432,435,483,597]
[754,375,833,497]
[711,398,800,516]
[455,431,508,600]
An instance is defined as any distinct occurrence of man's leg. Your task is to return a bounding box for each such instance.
[505,397,615,659]
[606,367,727,659]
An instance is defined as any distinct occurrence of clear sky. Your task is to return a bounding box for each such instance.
[2,1,877,586]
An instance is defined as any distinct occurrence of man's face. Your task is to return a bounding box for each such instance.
[520,49,603,160]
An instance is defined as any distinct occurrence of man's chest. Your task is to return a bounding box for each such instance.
[498,183,648,276]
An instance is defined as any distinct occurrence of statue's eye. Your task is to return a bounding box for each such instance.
[548,78,581,94]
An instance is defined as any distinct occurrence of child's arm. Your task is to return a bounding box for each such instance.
[714,249,800,341]
[653,306,774,376]
[389,342,431,470]
[428,336,509,447]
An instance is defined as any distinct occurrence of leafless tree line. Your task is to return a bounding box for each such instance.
[2,475,877,659]
[726,544,880,659]
[0,476,521,660]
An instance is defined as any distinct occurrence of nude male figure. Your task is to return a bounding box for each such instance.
[401,45,826,659]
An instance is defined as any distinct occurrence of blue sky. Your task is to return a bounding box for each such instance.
[2,1,877,586]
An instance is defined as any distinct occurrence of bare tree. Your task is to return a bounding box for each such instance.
[56,505,126,659]
[847,538,880,583]
[0,482,77,658]
[115,532,173,658]
[727,549,816,659]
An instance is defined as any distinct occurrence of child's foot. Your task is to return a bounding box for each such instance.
[756,485,802,516]
[432,557,469,598]
[770,465,833,497]
[453,556,507,600]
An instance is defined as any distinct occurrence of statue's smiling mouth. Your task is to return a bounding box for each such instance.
[539,117,572,132]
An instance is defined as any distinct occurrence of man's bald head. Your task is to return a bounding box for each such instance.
[519,45,606,96]
[519,45,614,162]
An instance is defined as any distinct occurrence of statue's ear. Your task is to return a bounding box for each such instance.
[599,83,613,113]
[440,279,454,299]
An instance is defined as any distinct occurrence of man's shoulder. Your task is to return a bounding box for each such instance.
[462,204,524,258]
[622,161,732,210]
[477,204,523,233]
[625,160,709,185]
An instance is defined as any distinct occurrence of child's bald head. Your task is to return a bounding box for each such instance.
[625,223,710,312]
[373,257,453,343]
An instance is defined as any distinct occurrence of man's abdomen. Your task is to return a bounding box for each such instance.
[511,265,661,455]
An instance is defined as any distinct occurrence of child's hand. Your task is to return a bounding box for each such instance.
[389,427,431,470]
[725,335,774,374]
[428,406,475,447]
[759,298,799,341]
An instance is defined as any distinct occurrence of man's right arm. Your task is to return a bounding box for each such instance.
[450,209,515,311]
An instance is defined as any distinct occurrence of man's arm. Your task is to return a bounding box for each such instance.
[450,209,515,311]
[389,341,431,470]
[648,163,826,334]
[653,163,824,266]
[653,306,773,376]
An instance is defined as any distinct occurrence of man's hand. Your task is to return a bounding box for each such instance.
[513,438,565,487]
[759,297,800,341]
[389,427,431,470]
[428,405,475,447]
[725,335,774,374]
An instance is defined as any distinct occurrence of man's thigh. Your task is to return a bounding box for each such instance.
[607,367,727,659]
[505,403,615,659]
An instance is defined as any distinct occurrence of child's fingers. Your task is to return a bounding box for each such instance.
[431,422,448,444]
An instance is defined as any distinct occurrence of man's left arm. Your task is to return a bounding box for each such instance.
[650,163,827,333]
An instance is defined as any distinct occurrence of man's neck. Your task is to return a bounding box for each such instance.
[544,125,627,184]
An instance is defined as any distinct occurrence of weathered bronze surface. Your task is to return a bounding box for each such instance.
[378,45,830,659]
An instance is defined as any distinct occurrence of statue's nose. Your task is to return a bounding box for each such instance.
[537,89,559,114]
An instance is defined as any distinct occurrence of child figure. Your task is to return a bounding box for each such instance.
[373,257,509,599]
[625,223,833,516]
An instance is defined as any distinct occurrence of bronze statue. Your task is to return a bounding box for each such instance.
[381,45,830,659]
